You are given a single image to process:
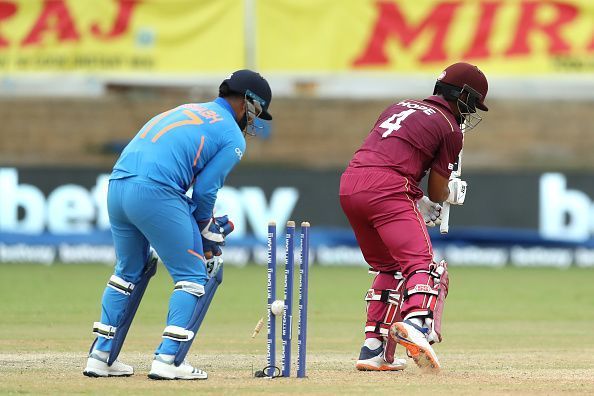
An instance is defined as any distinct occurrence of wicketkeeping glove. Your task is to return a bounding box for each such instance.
[198,215,235,258]
[417,196,442,227]
[447,178,467,205]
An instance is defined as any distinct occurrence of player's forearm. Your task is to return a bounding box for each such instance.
[429,188,449,203]
[427,170,450,203]
[191,192,216,223]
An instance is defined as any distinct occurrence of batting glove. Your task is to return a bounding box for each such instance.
[447,178,467,205]
[205,255,223,278]
[417,196,442,227]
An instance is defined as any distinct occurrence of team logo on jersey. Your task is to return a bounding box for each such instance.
[448,163,454,170]
[235,147,243,159]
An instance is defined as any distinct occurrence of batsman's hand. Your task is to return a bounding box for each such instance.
[447,178,467,205]
[417,196,442,227]
[198,215,234,258]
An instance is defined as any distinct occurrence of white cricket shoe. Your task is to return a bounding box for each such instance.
[355,339,406,371]
[389,320,440,372]
[148,354,208,380]
[356,345,407,371]
[83,351,133,377]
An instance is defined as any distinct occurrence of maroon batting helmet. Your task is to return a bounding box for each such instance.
[434,62,489,112]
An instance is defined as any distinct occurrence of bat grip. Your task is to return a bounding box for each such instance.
[440,202,451,234]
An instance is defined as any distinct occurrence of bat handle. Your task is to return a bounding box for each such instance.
[440,202,451,234]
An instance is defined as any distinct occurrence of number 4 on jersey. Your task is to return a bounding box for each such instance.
[380,109,416,138]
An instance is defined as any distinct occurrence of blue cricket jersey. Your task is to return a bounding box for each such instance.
[111,97,245,221]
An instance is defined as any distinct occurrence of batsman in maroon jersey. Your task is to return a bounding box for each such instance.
[340,62,489,372]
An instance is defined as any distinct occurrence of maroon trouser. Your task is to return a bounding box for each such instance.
[340,169,434,339]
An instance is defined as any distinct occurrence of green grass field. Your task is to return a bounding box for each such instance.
[1,264,593,395]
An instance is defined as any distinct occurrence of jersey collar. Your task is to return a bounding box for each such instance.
[423,95,463,131]
[423,95,454,115]
[214,97,237,119]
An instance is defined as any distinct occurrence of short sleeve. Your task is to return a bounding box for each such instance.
[431,131,463,178]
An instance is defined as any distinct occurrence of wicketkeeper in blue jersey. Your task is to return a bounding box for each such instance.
[83,70,272,380]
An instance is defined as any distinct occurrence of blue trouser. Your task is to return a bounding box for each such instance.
[96,177,207,355]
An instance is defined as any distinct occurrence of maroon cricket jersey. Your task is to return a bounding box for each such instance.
[345,96,463,198]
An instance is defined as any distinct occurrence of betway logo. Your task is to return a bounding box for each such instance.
[540,173,594,242]
[0,168,298,240]
[0,168,110,234]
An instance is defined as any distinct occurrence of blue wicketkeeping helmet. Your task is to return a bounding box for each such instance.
[220,69,272,120]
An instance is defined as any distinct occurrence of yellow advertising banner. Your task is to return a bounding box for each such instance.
[257,0,594,75]
[0,0,244,74]
[2,0,594,76]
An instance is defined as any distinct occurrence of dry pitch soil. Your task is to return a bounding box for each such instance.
[1,265,593,395]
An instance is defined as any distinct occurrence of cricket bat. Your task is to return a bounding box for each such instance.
[440,136,464,234]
